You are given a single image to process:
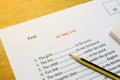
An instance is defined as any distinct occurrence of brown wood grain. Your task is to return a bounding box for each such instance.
[0,40,15,80]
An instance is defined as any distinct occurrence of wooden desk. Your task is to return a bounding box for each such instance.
[0,0,90,80]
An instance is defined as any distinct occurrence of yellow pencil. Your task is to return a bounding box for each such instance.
[69,54,120,80]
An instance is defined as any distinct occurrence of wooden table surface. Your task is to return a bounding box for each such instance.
[0,0,90,80]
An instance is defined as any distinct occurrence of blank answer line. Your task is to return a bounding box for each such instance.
[58,51,90,64]
[77,60,107,80]
[59,58,72,64]
[76,52,90,58]
[84,56,91,59]
[89,74,101,80]
[76,71,94,80]
[79,68,89,73]
[54,54,68,60]
[98,60,107,65]
[54,45,95,61]
[60,58,107,74]
[78,53,86,56]
[54,50,77,60]
[54,46,76,55]
[60,61,77,69]
[64,65,82,73]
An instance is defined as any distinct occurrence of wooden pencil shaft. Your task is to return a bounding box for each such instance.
[70,54,120,80]
[81,58,120,79]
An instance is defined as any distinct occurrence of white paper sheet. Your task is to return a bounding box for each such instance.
[0,0,120,80]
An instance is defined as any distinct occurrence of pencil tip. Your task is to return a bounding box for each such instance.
[69,54,72,56]
[69,54,77,57]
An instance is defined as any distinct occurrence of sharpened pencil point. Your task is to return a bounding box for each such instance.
[69,54,120,80]
[69,54,72,56]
